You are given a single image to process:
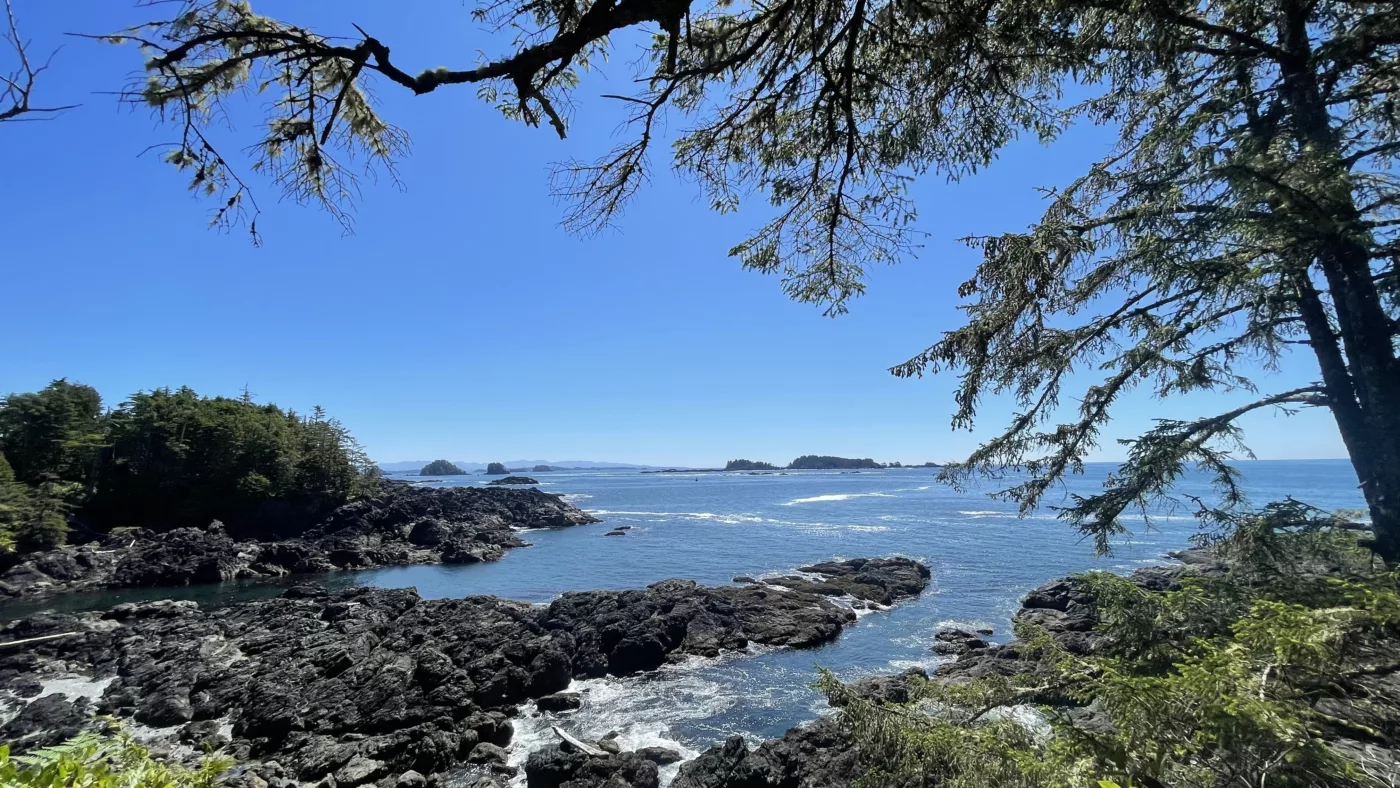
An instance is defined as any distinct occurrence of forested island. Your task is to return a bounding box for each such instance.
[648,455,914,473]
[483,462,509,475]
[420,459,467,476]
[786,455,882,470]
[724,459,778,471]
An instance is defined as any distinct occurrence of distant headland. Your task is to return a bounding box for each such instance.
[646,456,942,473]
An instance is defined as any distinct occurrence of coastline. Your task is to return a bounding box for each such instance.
[0,480,599,602]
[0,558,930,788]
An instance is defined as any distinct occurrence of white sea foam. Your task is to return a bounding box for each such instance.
[507,668,725,786]
[39,675,114,702]
[783,492,896,505]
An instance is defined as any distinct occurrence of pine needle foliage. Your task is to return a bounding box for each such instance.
[819,523,1400,787]
[103,0,1400,561]
[0,380,379,548]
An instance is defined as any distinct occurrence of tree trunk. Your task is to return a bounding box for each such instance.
[1278,0,1400,561]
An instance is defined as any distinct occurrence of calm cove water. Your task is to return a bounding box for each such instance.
[3,461,1367,784]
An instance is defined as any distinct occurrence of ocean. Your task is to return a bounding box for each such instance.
[2,460,1368,784]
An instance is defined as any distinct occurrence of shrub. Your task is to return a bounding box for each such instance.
[0,725,233,787]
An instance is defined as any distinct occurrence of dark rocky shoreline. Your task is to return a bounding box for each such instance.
[0,481,598,600]
[0,557,929,787]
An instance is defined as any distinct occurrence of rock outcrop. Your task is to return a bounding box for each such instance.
[750,557,931,607]
[489,476,540,486]
[0,481,598,599]
[525,745,660,788]
[0,558,928,786]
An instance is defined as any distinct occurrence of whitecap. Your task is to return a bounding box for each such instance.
[588,510,768,525]
[783,492,896,505]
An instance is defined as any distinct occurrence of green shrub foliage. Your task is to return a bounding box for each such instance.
[0,724,232,787]
[820,513,1398,787]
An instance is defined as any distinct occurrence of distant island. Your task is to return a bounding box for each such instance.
[419,459,466,476]
[483,462,508,475]
[533,464,558,472]
[645,455,928,473]
[725,459,778,471]
[785,455,883,469]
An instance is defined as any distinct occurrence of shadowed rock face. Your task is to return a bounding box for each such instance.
[525,747,660,788]
[0,480,599,599]
[0,557,929,787]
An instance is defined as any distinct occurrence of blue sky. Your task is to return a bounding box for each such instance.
[1,1,1347,467]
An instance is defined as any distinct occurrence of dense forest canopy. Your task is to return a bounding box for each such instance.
[105,0,1400,561]
[787,455,882,470]
[724,459,778,471]
[484,462,509,475]
[0,380,378,552]
[420,459,467,476]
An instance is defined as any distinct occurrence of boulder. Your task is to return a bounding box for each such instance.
[931,628,989,655]
[636,747,683,765]
[524,746,659,788]
[536,692,583,712]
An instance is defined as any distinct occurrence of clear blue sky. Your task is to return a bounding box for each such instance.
[1,1,1346,467]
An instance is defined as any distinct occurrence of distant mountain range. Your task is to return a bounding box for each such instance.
[377,460,666,472]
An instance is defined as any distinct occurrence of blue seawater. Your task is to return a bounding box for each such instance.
[364,461,1365,777]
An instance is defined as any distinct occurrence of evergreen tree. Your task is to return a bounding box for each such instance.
[88,387,376,533]
[0,453,26,552]
[112,0,1400,559]
[0,379,104,488]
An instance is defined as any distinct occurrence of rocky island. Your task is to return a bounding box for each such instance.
[488,476,540,486]
[419,460,467,476]
[0,557,931,787]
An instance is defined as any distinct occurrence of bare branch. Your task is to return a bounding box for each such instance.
[0,0,78,123]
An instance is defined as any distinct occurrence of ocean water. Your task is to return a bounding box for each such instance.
[367,461,1366,781]
[1,461,1367,784]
